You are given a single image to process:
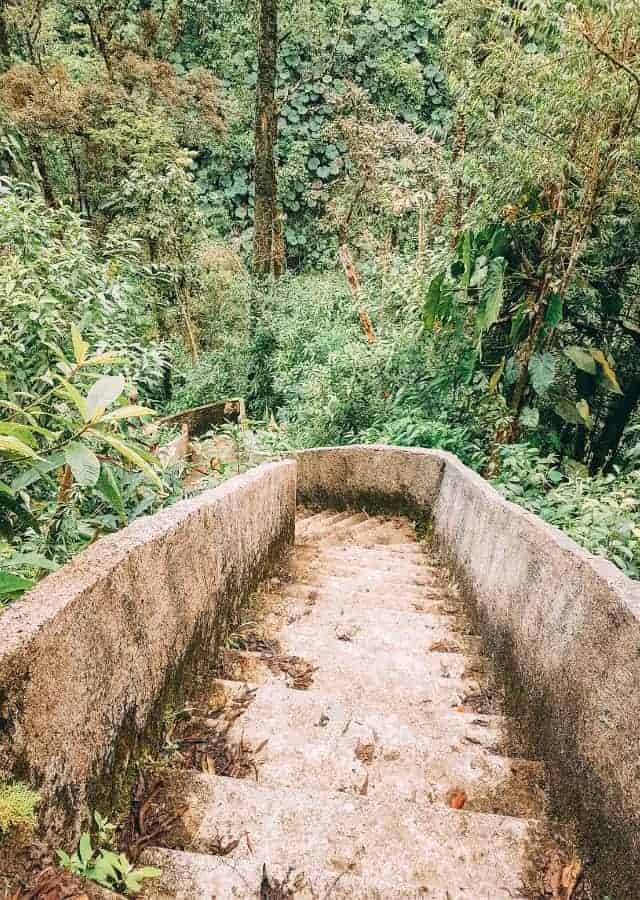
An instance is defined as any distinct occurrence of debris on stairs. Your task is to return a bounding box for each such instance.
[142,509,570,899]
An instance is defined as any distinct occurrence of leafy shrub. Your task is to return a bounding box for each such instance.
[493,445,640,578]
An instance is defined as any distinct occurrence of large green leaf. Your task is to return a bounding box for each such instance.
[529,352,556,396]
[86,375,125,421]
[477,257,505,333]
[65,442,101,487]
[564,346,597,375]
[422,272,454,329]
[4,552,60,571]
[544,293,563,328]
[11,452,65,492]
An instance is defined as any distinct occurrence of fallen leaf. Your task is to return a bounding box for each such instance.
[446,788,467,809]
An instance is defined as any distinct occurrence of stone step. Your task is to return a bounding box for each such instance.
[296,511,370,542]
[221,679,544,816]
[143,776,534,899]
[296,509,357,538]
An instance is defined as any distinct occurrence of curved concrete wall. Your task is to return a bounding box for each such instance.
[297,445,640,896]
[0,461,295,839]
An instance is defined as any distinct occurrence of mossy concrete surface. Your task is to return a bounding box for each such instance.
[296,444,640,898]
[0,460,295,842]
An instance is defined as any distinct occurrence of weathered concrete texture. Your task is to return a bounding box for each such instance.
[0,461,296,840]
[159,398,246,438]
[144,510,538,898]
[296,445,640,898]
[295,443,444,515]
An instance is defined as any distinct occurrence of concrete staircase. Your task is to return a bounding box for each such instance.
[145,509,546,898]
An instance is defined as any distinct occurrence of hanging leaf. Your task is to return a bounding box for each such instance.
[477,257,505,333]
[555,399,583,424]
[95,464,126,522]
[423,272,454,329]
[564,346,597,375]
[460,230,473,294]
[488,357,505,392]
[71,324,89,366]
[469,255,488,289]
[65,442,101,487]
[590,349,623,395]
[529,352,556,395]
[91,430,162,488]
[504,356,519,388]
[544,293,563,328]
[576,398,594,429]
[86,375,125,421]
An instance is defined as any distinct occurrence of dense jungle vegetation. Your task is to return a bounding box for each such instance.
[1,0,640,603]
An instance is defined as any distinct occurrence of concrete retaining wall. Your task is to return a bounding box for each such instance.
[297,445,640,897]
[159,398,246,438]
[0,460,296,840]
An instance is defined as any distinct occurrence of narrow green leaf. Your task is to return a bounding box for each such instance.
[55,378,88,421]
[71,324,89,365]
[90,430,162,488]
[102,405,155,421]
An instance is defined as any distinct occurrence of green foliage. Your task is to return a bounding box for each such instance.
[0,325,182,606]
[57,833,161,895]
[493,445,640,578]
[0,781,39,837]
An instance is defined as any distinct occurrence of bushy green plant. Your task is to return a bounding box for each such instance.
[0,326,182,606]
[57,833,161,895]
[493,445,640,577]
[0,780,39,837]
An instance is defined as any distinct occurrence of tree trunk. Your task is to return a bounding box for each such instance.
[338,242,376,344]
[253,0,281,276]
[0,2,10,70]
[31,141,55,207]
[589,375,640,474]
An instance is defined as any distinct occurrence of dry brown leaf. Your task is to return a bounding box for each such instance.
[446,788,467,809]
[354,739,376,764]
